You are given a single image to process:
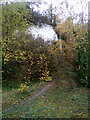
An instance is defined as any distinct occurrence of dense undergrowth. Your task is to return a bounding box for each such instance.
[2,2,88,89]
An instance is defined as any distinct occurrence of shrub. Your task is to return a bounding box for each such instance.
[39,70,52,82]
[18,82,29,93]
[40,76,52,82]
[76,37,88,87]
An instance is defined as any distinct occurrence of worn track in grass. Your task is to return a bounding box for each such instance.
[3,80,55,113]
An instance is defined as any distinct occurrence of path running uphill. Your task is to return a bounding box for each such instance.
[3,80,55,113]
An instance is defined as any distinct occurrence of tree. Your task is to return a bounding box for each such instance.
[55,14,88,87]
[2,2,33,86]
[2,2,32,60]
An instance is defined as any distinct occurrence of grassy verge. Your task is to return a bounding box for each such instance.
[2,79,88,118]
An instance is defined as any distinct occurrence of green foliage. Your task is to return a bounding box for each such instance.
[76,36,88,87]
[2,2,32,61]
[2,2,62,85]
[3,31,59,85]
[3,2,88,88]
[2,2,32,36]
[2,3,33,85]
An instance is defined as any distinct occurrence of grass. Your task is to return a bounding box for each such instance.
[2,61,88,118]
[2,80,48,111]
[2,79,88,118]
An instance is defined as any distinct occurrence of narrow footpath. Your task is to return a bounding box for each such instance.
[3,80,55,113]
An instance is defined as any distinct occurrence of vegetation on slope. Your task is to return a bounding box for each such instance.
[2,2,89,119]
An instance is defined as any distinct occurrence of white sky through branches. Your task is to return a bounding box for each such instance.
[1,0,89,22]
[1,0,90,41]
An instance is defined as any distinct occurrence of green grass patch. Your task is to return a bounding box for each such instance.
[2,80,88,118]
[2,80,48,111]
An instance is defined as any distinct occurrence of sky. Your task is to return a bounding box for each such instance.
[1,0,89,23]
[26,24,58,41]
[1,0,89,12]
[1,0,90,41]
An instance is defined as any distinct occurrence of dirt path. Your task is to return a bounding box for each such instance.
[3,80,55,113]
[27,80,55,101]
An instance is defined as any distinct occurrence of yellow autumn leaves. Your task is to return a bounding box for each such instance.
[40,70,52,82]
[38,53,52,82]
[18,82,29,93]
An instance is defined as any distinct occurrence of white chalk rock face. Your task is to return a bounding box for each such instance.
[26,24,58,42]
